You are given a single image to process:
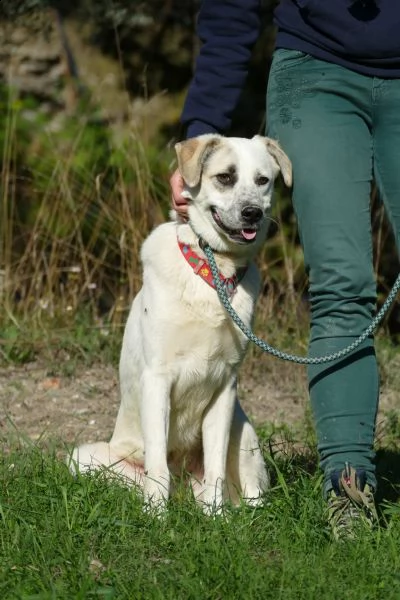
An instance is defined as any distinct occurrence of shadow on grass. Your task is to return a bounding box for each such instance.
[375,448,400,505]
[265,434,319,488]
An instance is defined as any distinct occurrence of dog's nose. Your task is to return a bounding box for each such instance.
[241,205,263,224]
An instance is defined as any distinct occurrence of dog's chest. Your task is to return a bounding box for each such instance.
[140,222,258,376]
[177,315,245,372]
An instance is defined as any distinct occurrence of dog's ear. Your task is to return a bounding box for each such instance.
[174,135,222,188]
[256,136,292,187]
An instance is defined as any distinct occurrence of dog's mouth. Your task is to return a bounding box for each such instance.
[211,207,258,244]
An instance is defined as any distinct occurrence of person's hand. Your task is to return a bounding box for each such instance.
[170,168,189,221]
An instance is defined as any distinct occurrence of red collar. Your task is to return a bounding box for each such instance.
[178,238,247,297]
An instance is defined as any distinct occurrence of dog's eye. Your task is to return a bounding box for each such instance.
[256,176,270,186]
[216,173,234,186]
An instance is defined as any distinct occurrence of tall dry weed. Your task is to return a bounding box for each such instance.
[0,91,170,330]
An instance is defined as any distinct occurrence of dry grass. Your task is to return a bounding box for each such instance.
[0,89,170,332]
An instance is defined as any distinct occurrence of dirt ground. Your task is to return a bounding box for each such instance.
[0,357,398,447]
[0,359,303,446]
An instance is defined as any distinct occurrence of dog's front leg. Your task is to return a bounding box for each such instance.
[141,370,171,512]
[198,377,237,514]
[227,400,269,506]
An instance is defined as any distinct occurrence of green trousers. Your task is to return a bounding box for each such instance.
[267,49,400,493]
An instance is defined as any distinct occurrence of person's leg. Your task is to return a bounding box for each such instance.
[372,77,400,256]
[266,50,378,493]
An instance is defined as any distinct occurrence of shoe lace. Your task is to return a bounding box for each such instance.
[340,466,375,518]
[327,464,377,538]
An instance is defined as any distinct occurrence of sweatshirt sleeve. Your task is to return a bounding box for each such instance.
[181,0,262,139]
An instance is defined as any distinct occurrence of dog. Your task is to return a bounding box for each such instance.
[69,134,292,513]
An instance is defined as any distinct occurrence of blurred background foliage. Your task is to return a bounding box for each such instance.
[0,0,399,350]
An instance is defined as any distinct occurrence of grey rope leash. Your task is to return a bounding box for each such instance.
[202,242,400,365]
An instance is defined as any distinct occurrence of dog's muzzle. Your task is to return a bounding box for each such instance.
[211,206,263,244]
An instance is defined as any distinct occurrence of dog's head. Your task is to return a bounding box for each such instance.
[175,134,292,254]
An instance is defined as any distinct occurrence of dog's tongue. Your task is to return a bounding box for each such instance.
[241,229,257,241]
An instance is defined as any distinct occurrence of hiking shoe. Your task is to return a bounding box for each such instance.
[327,463,377,541]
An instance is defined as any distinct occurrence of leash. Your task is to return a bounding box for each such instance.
[202,241,400,365]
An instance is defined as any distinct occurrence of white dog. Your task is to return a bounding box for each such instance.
[70,134,292,513]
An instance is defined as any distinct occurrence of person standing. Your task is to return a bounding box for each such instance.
[170,0,400,539]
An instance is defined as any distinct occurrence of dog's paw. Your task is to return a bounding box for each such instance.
[241,494,265,508]
[143,490,168,518]
[143,496,168,519]
[143,474,170,514]
[193,481,225,516]
[200,500,225,517]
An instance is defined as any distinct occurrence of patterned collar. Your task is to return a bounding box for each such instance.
[178,238,247,297]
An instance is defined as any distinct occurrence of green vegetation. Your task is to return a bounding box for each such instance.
[0,439,400,599]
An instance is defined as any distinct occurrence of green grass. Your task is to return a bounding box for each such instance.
[1,439,400,599]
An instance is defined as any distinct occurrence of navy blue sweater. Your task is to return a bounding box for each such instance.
[182,0,400,138]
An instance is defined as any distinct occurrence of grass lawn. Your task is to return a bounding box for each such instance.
[1,322,400,599]
[1,437,400,600]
